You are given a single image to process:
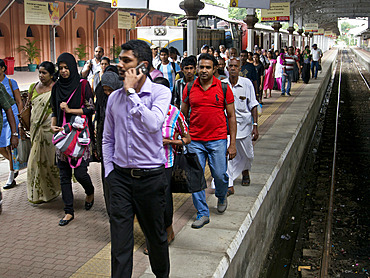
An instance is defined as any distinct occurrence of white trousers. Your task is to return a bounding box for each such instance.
[211,136,254,188]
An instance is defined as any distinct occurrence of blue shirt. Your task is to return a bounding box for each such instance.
[102,77,171,177]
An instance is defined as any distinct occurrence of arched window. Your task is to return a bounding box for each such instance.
[26,26,34,37]
[0,27,3,37]
[77,29,81,38]
[55,29,60,37]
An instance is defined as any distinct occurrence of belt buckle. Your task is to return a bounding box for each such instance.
[131,169,141,178]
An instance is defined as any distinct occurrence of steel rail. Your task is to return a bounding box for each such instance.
[350,54,370,91]
[320,48,343,278]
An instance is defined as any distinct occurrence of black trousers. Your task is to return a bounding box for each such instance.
[101,162,110,216]
[164,167,173,228]
[108,164,170,278]
[57,159,94,215]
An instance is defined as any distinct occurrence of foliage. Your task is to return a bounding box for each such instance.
[17,38,41,64]
[228,7,247,20]
[110,45,121,58]
[75,44,88,61]
[340,21,357,34]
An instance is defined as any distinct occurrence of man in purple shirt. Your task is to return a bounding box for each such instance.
[103,40,171,278]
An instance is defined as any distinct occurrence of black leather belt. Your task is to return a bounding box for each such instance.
[114,164,165,178]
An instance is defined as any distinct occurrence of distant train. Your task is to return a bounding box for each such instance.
[137,24,241,55]
[137,18,300,55]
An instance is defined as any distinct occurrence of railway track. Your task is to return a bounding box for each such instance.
[260,49,370,278]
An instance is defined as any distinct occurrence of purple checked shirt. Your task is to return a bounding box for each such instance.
[102,77,171,177]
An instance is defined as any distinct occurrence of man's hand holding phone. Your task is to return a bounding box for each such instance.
[124,63,147,92]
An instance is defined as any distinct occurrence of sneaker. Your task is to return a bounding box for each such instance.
[191,215,210,229]
[217,196,228,213]
[287,92,291,96]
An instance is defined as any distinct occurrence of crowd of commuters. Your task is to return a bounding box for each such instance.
[0,38,323,276]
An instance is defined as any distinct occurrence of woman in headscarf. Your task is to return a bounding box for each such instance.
[27,61,61,203]
[50,52,95,226]
[301,48,312,84]
[95,70,122,215]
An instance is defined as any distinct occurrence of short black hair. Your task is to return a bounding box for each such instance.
[39,61,57,81]
[198,53,217,67]
[153,77,170,89]
[241,50,248,54]
[181,57,197,68]
[121,40,152,70]
[160,48,169,55]
[169,47,179,56]
[0,59,7,72]
[101,56,111,64]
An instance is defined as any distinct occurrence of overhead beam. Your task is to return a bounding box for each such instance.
[0,0,16,19]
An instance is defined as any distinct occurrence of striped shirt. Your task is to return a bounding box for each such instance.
[162,105,188,168]
[283,54,298,71]
[158,63,181,92]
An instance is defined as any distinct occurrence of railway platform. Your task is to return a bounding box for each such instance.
[351,47,370,72]
[0,48,338,278]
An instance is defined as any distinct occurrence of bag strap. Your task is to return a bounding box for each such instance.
[8,79,14,96]
[171,62,177,75]
[27,82,38,106]
[221,82,228,108]
[184,80,195,104]
[62,80,83,126]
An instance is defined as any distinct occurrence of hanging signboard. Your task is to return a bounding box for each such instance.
[229,0,270,9]
[112,0,149,9]
[118,11,132,29]
[304,23,319,32]
[314,28,324,35]
[24,0,59,25]
[324,31,333,37]
[261,2,290,22]
[166,18,178,26]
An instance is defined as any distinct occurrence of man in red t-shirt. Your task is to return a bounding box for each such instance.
[181,53,237,229]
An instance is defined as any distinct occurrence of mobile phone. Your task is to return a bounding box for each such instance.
[135,62,148,75]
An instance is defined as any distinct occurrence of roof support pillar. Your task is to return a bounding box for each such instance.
[288,8,294,46]
[272,22,282,51]
[180,0,205,56]
[50,0,81,64]
[244,8,258,51]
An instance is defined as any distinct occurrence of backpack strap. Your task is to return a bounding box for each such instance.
[171,62,177,75]
[184,80,195,104]
[221,81,228,108]
[157,63,161,70]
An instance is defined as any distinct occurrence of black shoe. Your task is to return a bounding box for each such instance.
[59,215,74,226]
[3,180,16,190]
[85,199,94,210]
[287,92,291,96]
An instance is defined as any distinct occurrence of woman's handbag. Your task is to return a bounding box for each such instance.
[171,145,207,193]
[17,82,37,132]
[17,138,31,164]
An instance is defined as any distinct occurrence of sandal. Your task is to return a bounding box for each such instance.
[241,173,250,186]
[227,187,234,196]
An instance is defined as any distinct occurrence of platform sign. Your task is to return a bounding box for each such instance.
[261,2,290,22]
[229,0,270,9]
[166,18,178,26]
[118,11,136,29]
[314,28,324,35]
[24,0,59,25]
[304,23,319,32]
[112,0,148,9]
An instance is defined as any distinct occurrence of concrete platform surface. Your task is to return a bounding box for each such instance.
[0,48,338,278]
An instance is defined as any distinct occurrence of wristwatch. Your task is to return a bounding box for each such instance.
[253,123,258,127]
[12,132,19,137]
[126,88,135,96]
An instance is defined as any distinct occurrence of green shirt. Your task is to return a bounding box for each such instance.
[0,83,16,134]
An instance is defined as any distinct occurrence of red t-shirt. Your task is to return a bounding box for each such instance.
[182,76,234,141]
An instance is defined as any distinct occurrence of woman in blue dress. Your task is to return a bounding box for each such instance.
[0,59,24,189]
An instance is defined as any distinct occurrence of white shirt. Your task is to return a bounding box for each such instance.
[311,48,322,61]
[222,77,259,139]
[275,56,283,78]
[153,55,161,69]
[83,58,101,82]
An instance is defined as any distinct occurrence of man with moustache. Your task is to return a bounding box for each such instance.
[103,40,171,278]
[181,53,237,229]
[173,56,196,109]
[81,46,104,82]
